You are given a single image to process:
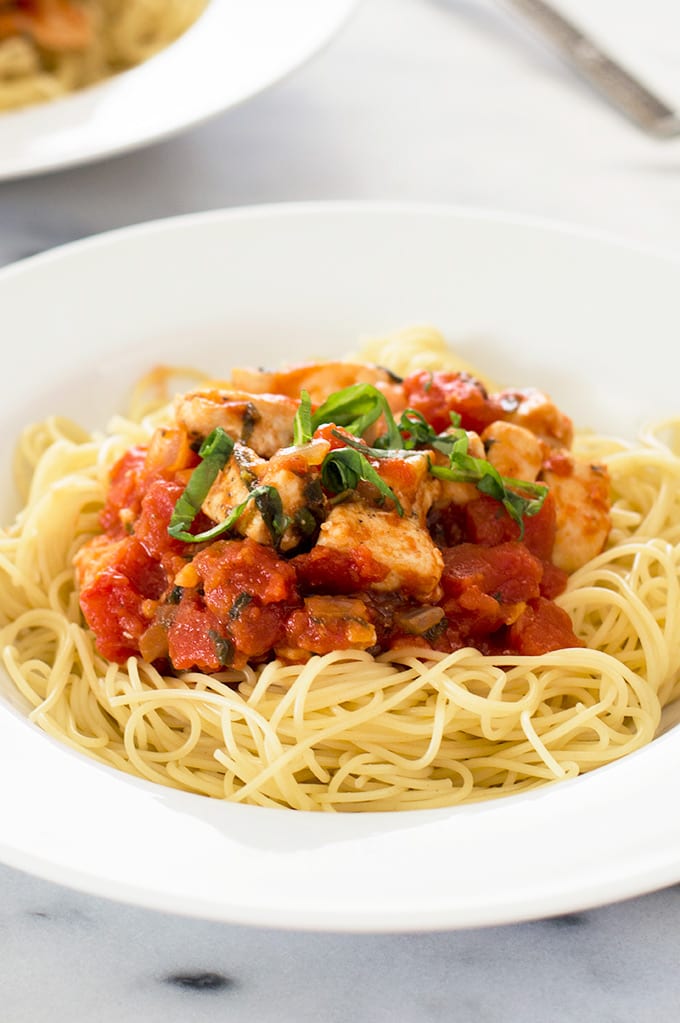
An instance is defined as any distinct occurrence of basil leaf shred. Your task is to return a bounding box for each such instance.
[321,448,404,515]
[293,389,313,446]
[312,383,401,448]
[168,427,235,541]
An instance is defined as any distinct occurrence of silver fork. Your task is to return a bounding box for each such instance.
[504,0,680,138]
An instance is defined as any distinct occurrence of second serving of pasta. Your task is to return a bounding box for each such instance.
[0,0,207,112]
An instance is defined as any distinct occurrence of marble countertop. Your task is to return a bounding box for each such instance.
[2,0,680,1018]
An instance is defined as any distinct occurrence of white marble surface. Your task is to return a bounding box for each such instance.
[2,0,680,1018]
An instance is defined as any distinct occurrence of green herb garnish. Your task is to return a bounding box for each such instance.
[428,431,548,535]
[321,448,403,515]
[253,485,291,546]
[173,484,291,545]
[293,389,313,445]
[208,629,235,667]
[312,383,401,447]
[229,593,253,620]
[168,427,234,541]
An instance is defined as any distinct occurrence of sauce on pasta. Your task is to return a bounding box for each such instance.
[74,360,596,672]
[0,328,677,811]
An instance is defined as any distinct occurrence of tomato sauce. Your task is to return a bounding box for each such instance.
[78,374,584,673]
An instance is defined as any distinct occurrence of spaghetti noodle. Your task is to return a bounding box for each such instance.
[0,0,207,112]
[0,331,678,811]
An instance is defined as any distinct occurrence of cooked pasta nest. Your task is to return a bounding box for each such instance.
[1,328,679,811]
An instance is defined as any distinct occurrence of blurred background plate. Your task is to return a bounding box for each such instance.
[0,0,359,181]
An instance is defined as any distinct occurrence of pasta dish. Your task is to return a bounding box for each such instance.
[1,328,678,811]
[0,0,207,111]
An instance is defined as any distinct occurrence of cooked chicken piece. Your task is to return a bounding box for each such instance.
[202,440,330,552]
[496,388,573,448]
[229,360,402,407]
[202,442,269,544]
[317,503,444,601]
[541,453,611,573]
[174,389,297,457]
[481,421,544,482]
[373,451,438,525]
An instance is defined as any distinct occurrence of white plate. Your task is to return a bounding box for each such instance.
[2,204,680,931]
[0,0,358,181]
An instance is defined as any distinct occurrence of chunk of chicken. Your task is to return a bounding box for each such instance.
[496,388,573,448]
[202,442,269,545]
[481,421,544,482]
[317,503,444,601]
[373,451,438,525]
[229,360,401,407]
[541,453,611,573]
[174,389,297,457]
[202,439,330,552]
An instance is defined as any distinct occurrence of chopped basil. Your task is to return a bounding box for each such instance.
[293,389,313,445]
[429,432,548,536]
[167,425,294,546]
[293,506,319,537]
[168,428,234,541]
[171,484,290,546]
[208,629,235,667]
[253,485,291,547]
[169,489,254,544]
[321,448,404,515]
[229,593,253,620]
[312,383,401,447]
[327,415,546,535]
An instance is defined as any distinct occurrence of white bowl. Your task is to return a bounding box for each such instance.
[0,0,358,180]
[1,203,679,931]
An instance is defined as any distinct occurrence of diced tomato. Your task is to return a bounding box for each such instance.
[542,449,573,476]
[439,541,544,639]
[522,493,558,562]
[228,602,289,660]
[461,494,568,599]
[463,492,557,561]
[462,495,508,547]
[374,457,418,495]
[79,568,152,662]
[134,478,187,561]
[284,596,376,655]
[99,447,148,534]
[114,538,167,600]
[292,545,389,593]
[441,541,543,605]
[402,371,503,434]
[539,561,569,600]
[313,424,357,450]
[167,592,228,673]
[194,538,298,612]
[508,597,583,655]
